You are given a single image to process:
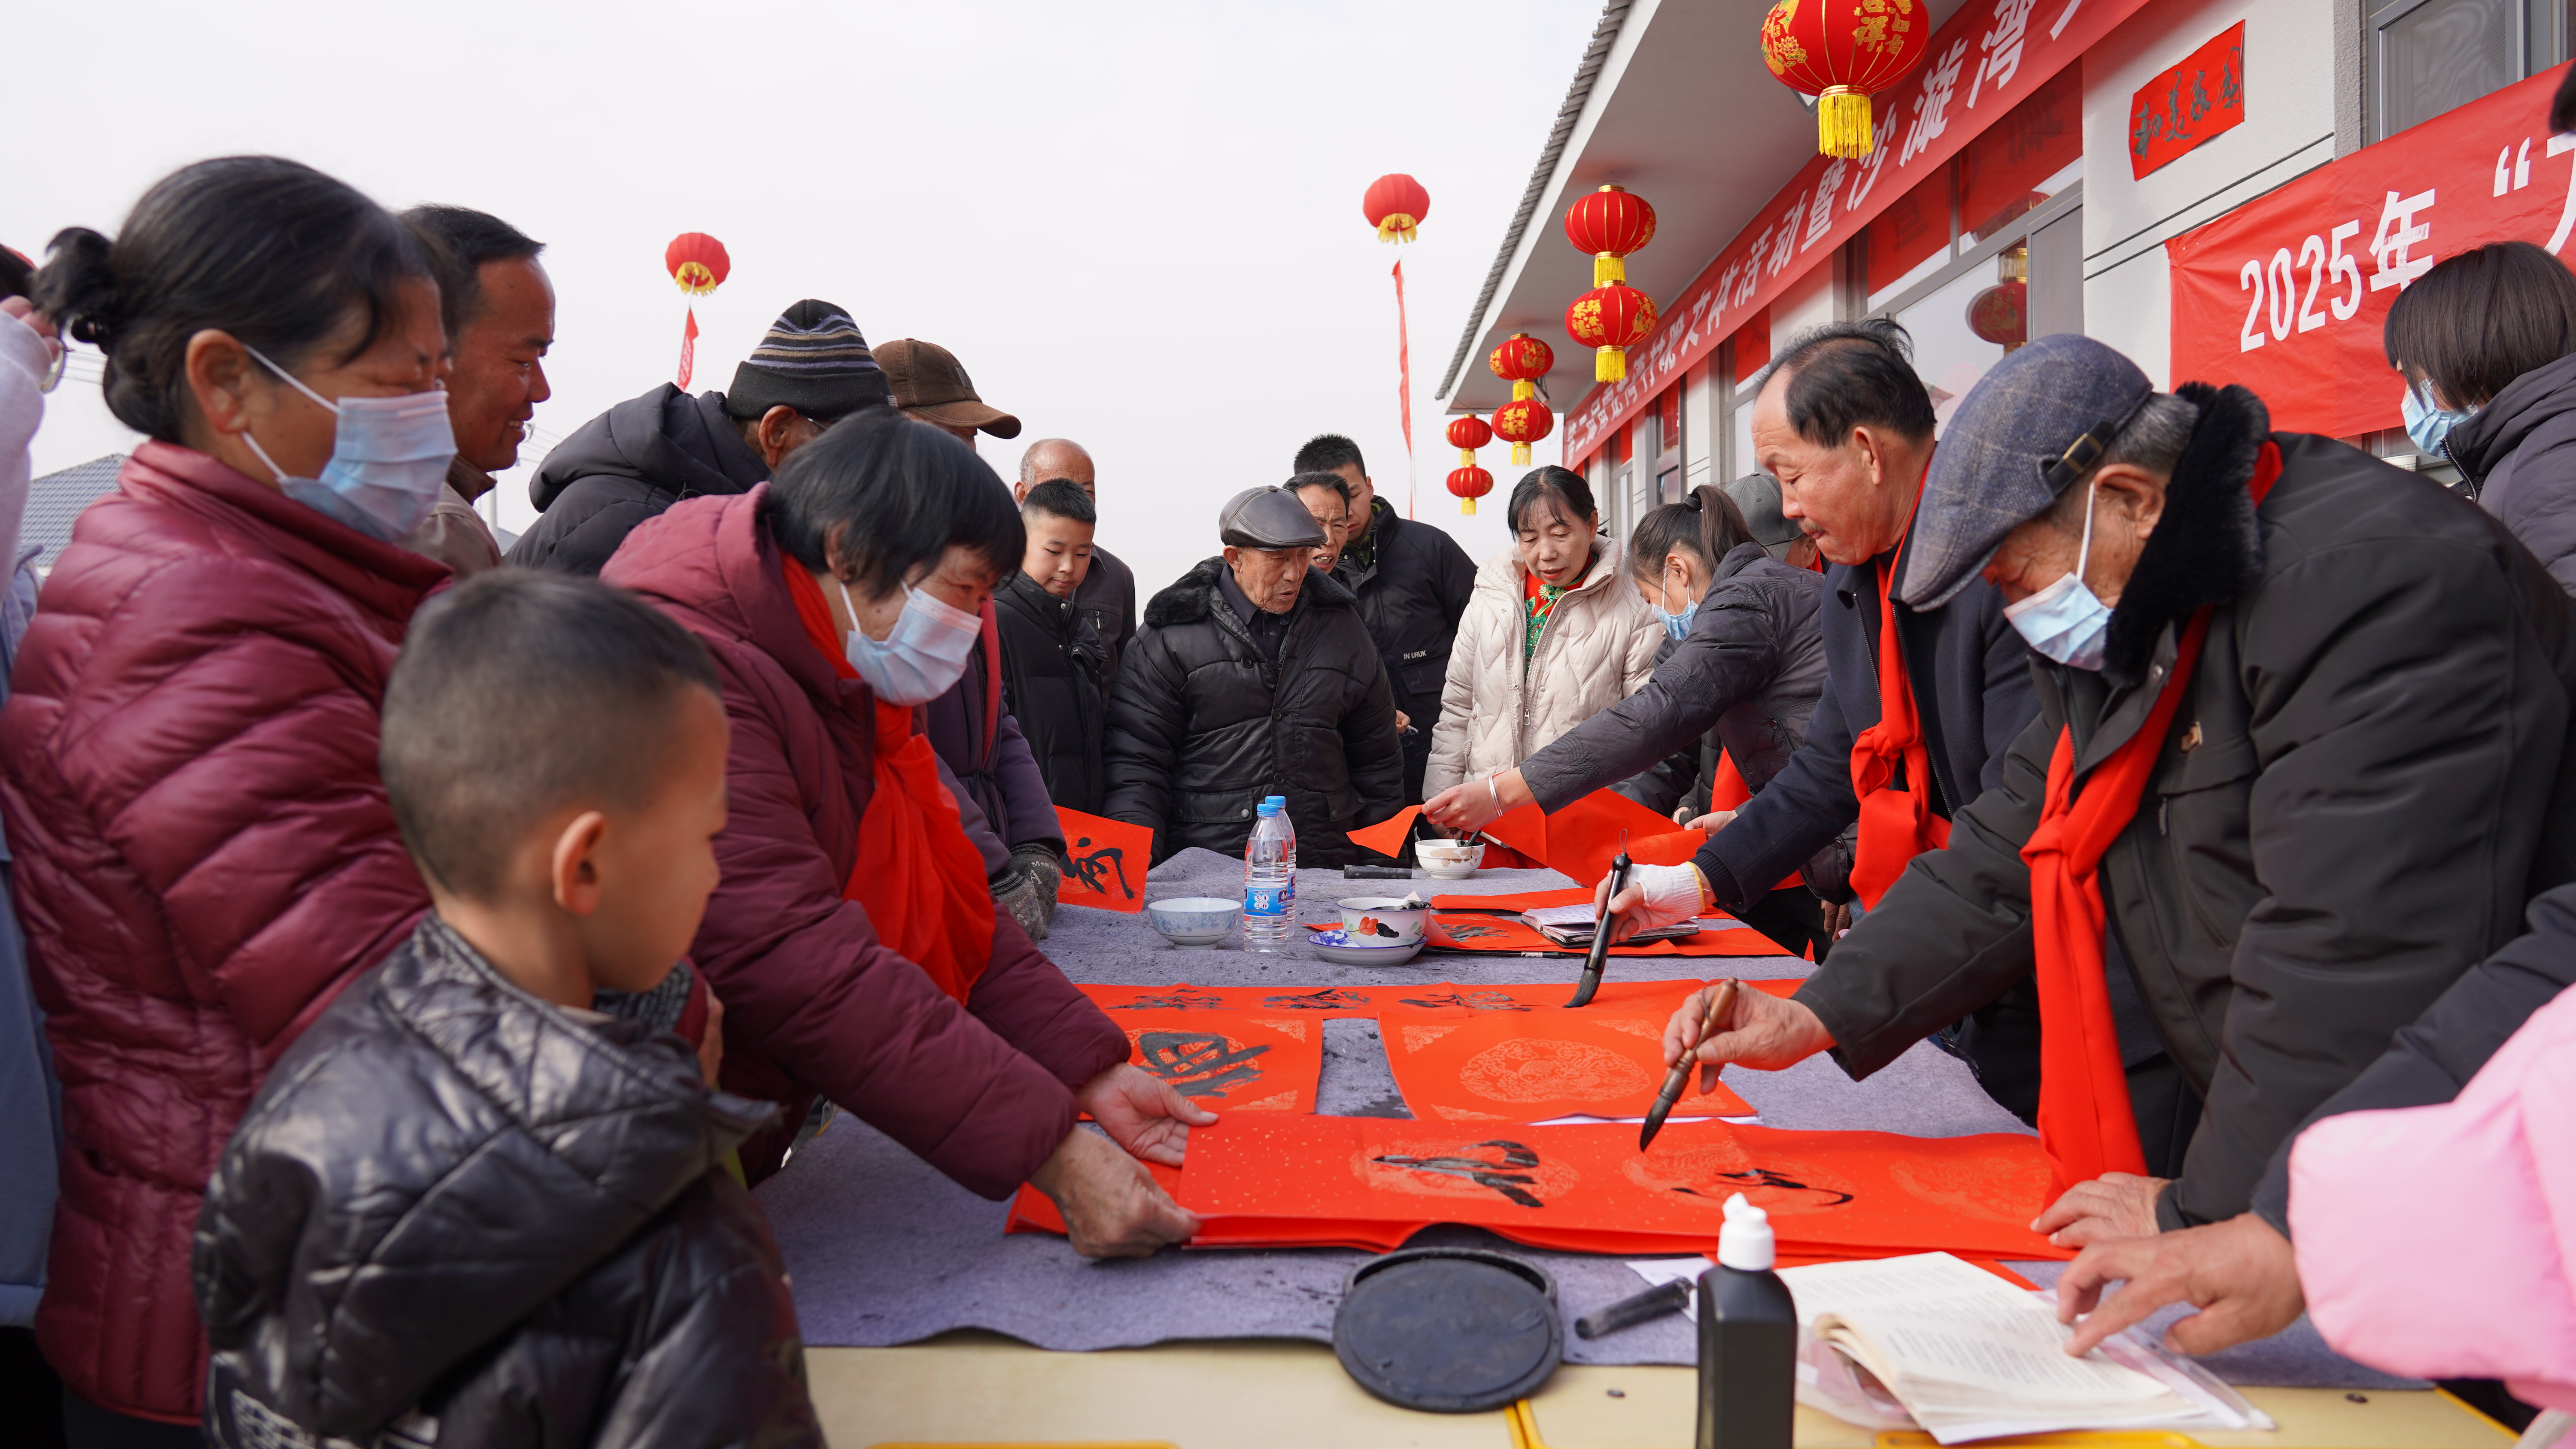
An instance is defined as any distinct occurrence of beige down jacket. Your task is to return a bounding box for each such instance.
[1424,535,1662,796]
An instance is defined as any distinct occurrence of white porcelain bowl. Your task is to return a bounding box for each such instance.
[1309,928,1428,967]
[1416,840,1485,879]
[1146,896,1242,949]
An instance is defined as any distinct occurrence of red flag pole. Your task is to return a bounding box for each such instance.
[1394,260,1415,518]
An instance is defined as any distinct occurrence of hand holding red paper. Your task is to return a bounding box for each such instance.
[1663,979,1837,1088]
[1028,1126,1200,1260]
[1075,1062,1217,1169]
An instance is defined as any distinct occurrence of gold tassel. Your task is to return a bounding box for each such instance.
[1512,379,1536,402]
[1511,443,1532,467]
[1594,252,1624,287]
[1818,88,1874,158]
[1458,448,1476,467]
[1461,496,1478,516]
[1377,214,1419,242]
[1596,346,1626,382]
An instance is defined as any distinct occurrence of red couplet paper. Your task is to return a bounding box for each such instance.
[1426,912,1795,959]
[1379,1001,1754,1121]
[1346,791,1702,885]
[1007,1117,2069,1261]
[1056,807,1151,913]
[1079,982,1384,1017]
[1112,1009,1322,1114]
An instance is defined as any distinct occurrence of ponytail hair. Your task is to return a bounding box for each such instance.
[1628,485,1756,585]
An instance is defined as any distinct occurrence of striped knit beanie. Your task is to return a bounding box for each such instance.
[722,298,891,419]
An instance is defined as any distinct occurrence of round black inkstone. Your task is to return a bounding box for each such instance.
[1333,1246,1562,1413]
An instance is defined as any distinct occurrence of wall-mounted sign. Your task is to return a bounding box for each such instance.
[2130,22,2246,179]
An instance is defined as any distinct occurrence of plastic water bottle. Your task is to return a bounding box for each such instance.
[1695,1194,1797,1449]
[1243,795,1297,952]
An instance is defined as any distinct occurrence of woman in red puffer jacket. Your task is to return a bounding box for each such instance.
[3,157,452,1443]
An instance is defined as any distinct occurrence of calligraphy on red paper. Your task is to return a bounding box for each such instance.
[2130,23,2245,178]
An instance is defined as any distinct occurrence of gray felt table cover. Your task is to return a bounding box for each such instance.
[754,849,2415,1387]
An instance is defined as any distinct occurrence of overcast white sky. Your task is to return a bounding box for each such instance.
[9,0,1600,594]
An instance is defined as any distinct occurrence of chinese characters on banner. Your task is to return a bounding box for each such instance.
[1054,806,1151,913]
[2166,63,2576,438]
[1560,0,2157,462]
[2130,22,2245,178]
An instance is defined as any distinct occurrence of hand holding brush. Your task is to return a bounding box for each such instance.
[1640,979,1740,1151]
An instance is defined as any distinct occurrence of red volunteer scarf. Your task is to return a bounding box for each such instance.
[1846,544,1950,909]
[783,560,996,1004]
[2020,441,2281,1194]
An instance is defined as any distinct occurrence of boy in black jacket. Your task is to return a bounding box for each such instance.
[194,572,820,1449]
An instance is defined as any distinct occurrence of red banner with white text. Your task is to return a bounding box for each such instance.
[1561,0,2155,462]
[2166,63,2576,438]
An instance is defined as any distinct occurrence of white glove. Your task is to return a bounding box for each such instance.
[1622,862,1708,930]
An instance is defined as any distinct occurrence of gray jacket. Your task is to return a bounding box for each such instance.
[2451,351,2576,596]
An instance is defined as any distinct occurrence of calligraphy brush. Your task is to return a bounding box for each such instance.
[1640,978,1739,1151]
[1565,839,1631,1008]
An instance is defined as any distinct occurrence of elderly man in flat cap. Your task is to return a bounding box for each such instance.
[1608,333,2576,1354]
[1102,485,1404,867]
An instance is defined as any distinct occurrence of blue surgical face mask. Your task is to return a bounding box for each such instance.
[2003,476,2113,671]
[1654,564,1700,642]
[238,346,456,543]
[2401,381,2472,461]
[835,574,983,706]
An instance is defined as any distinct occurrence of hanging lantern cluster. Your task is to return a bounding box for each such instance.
[1760,0,1930,158]
[1486,335,1555,467]
[1362,173,1433,243]
[1446,415,1495,515]
[1563,184,1657,288]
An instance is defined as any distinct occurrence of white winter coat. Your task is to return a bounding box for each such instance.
[1423,534,1661,796]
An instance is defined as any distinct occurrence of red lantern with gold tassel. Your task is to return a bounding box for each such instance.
[1760,0,1930,159]
[1566,284,1659,383]
[664,232,731,390]
[1362,174,1432,242]
[1488,332,1554,414]
[1445,415,1495,515]
[1563,185,1657,288]
[1491,397,1554,469]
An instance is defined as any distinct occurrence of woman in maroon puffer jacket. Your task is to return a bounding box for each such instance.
[3,159,450,1440]
[604,412,1206,1257]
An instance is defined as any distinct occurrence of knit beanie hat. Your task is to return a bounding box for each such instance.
[722,299,891,420]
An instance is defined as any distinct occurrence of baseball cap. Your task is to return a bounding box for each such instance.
[875,338,1022,439]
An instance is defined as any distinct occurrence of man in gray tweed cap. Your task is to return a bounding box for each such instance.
[1639,332,2576,1358]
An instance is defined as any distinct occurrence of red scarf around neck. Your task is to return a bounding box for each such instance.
[1846,544,1951,909]
[2019,440,2281,1194]
[782,559,996,1003]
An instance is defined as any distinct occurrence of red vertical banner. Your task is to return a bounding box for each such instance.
[1394,260,1416,518]
[676,306,699,391]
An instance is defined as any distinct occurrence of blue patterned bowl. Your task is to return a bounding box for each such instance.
[1146,896,1242,949]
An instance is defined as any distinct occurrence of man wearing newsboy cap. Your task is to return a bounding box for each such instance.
[1101,485,1404,867]
[1617,333,2576,1344]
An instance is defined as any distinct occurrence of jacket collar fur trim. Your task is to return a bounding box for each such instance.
[2098,382,2271,688]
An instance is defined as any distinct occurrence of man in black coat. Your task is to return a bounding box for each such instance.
[1297,433,1475,802]
[1103,486,1404,867]
[507,299,890,574]
[997,481,1112,814]
[1638,336,2576,1258]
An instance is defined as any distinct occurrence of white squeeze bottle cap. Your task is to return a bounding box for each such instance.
[1717,1192,1775,1271]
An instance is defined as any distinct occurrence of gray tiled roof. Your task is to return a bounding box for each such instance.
[25,454,123,571]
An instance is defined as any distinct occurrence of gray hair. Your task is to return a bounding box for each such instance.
[2046,393,2200,528]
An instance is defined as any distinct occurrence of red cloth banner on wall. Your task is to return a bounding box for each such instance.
[2130,23,2246,178]
[2167,63,2576,439]
[1560,0,2154,462]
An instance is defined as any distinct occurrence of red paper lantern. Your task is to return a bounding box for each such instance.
[1491,397,1554,469]
[1488,333,1555,407]
[1566,284,1660,383]
[1563,185,1658,288]
[1446,413,1493,462]
[1448,465,1496,515]
[1363,174,1432,243]
[1968,281,2028,348]
[1760,0,1931,158]
[664,232,731,296]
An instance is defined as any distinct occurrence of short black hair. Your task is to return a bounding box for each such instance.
[0,248,31,302]
[1294,433,1367,477]
[2384,241,2576,410]
[1506,465,1598,534]
[768,411,1025,598]
[1628,484,1756,581]
[382,572,721,901]
[401,205,545,341]
[1762,318,1937,448]
[36,156,437,443]
[1285,469,1351,503]
[1024,478,1097,525]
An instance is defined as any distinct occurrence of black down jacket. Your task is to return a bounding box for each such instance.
[2449,352,2576,596]
[1805,385,2576,1231]
[996,570,1110,815]
[1333,498,1476,802]
[505,384,775,576]
[194,918,818,1449]
[1103,558,1404,866]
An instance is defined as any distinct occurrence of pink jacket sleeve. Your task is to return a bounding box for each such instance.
[2289,986,2576,1410]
